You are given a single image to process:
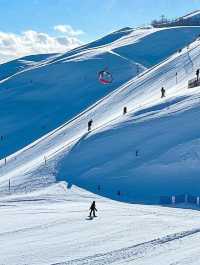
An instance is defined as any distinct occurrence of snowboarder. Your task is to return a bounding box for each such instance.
[88,119,93,132]
[161,87,166,98]
[196,69,200,81]
[89,201,97,218]
[123,106,127,115]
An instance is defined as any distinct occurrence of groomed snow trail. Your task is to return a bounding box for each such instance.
[1,184,200,265]
[54,228,200,265]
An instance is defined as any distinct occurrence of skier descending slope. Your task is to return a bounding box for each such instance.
[161,87,166,98]
[88,119,93,132]
[196,69,200,81]
[123,106,127,115]
[89,201,98,218]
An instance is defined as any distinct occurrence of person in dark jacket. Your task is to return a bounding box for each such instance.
[88,119,93,132]
[123,106,127,115]
[89,201,97,217]
[196,69,200,81]
[161,87,165,98]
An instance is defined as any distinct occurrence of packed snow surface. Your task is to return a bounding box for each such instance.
[1,25,200,265]
[1,183,200,265]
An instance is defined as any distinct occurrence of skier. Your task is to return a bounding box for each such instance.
[123,106,127,115]
[161,87,166,98]
[88,119,93,132]
[89,201,97,218]
[136,150,139,157]
[196,69,200,81]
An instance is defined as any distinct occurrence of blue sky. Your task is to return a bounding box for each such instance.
[0,0,199,62]
[0,0,200,41]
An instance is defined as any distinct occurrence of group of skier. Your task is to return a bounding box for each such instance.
[87,86,167,132]
[87,66,199,218]
[85,56,200,218]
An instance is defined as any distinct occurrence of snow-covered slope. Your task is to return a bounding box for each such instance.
[182,10,200,21]
[55,39,200,203]
[1,183,200,265]
[1,23,200,265]
[1,26,200,158]
[1,33,200,204]
[0,53,57,81]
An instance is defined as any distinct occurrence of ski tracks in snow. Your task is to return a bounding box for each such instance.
[52,228,200,265]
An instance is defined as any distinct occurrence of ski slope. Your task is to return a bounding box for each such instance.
[1,30,200,201]
[1,23,200,265]
[1,183,200,265]
[1,26,200,158]
[0,53,56,81]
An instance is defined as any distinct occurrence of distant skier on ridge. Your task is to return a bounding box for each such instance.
[88,119,93,132]
[89,201,97,218]
[161,87,166,98]
[123,106,127,115]
[196,69,200,81]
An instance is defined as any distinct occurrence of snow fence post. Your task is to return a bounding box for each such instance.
[172,195,176,204]
[185,194,188,204]
[8,179,11,193]
[136,64,139,75]
[176,72,178,84]
[197,196,200,206]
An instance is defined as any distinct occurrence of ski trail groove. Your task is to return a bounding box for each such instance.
[53,228,200,265]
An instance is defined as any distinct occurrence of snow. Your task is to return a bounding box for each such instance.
[2,34,200,202]
[1,24,200,264]
[1,183,200,265]
[182,10,200,20]
[1,26,200,158]
[0,53,56,80]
